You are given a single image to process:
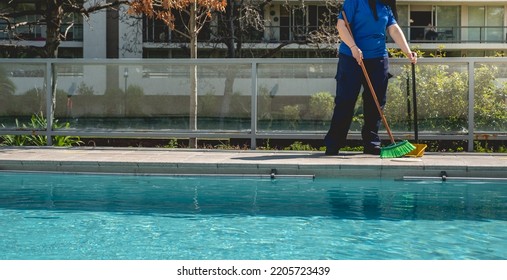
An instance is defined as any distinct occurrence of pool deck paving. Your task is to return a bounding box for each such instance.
[0,147,506,179]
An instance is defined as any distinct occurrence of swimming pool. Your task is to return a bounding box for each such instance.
[0,171,506,260]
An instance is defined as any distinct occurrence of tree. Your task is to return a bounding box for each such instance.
[305,0,341,51]
[0,1,129,145]
[0,0,129,58]
[210,1,341,59]
[208,1,340,127]
[127,0,227,148]
[208,0,265,126]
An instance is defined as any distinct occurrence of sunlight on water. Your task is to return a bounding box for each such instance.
[0,172,506,260]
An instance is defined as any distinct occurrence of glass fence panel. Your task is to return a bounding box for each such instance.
[381,62,412,132]
[55,63,189,130]
[383,62,469,134]
[125,63,191,130]
[2,58,507,149]
[195,63,252,131]
[0,62,47,130]
[55,63,131,129]
[474,62,507,132]
[257,62,336,132]
[422,62,468,133]
[54,62,253,131]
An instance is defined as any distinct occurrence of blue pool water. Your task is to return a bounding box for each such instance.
[0,171,506,260]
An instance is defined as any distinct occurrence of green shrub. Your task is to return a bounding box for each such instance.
[258,86,273,120]
[474,64,507,131]
[284,141,316,151]
[77,82,95,96]
[126,84,145,116]
[309,91,334,121]
[281,104,301,129]
[0,112,83,146]
[386,48,507,133]
[199,91,219,117]
[385,63,468,132]
[104,87,124,115]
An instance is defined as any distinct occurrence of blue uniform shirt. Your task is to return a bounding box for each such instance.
[338,0,397,59]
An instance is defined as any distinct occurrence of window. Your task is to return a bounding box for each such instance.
[486,6,504,42]
[436,6,460,41]
[0,19,8,40]
[142,13,211,43]
[0,1,83,41]
[397,5,409,36]
[468,6,485,42]
[62,13,83,41]
[308,5,339,33]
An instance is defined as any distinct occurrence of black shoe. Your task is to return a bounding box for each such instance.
[325,148,339,156]
[363,146,381,155]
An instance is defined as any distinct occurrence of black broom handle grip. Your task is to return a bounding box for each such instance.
[411,63,419,143]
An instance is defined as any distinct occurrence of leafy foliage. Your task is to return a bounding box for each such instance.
[77,82,95,96]
[0,1,129,58]
[281,104,301,129]
[385,63,468,132]
[309,91,334,121]
[127,0,227,36]
[387,47,507,133]
[474,64,507,131]
[284,141,316,151]
[0,112,83,147]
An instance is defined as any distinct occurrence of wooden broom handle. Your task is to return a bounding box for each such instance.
[341,11,396,144]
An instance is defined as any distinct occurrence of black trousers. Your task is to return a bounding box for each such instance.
[325,54,390,151]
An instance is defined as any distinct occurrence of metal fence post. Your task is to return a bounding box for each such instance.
[467,59,475,152]
[46,61,54,146]
[250,61,258,150]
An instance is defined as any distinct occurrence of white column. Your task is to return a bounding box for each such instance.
[83,1,107,58]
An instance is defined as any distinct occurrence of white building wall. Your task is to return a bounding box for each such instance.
[83,2,107,58]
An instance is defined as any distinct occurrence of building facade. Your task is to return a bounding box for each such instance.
[1,0,506,58]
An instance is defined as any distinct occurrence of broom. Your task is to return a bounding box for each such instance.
[342,11,415,158]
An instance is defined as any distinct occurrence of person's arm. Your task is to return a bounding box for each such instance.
[387,23,417,64]
[337,18,363,65]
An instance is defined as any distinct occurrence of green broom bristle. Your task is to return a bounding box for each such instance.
[380,140,416,158]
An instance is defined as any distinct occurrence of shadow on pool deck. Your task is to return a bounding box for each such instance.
[0,146,506,179]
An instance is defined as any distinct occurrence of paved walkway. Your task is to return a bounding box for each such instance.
[1,147,506,179]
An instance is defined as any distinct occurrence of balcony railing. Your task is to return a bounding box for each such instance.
[143,26,507,44]
[398,25,507,44]
[144,25,328,44]
[144,25,507,45]
[2,22,506,45]
[0,58,506,151]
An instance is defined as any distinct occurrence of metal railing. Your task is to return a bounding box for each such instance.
[3,24,505,45]
[2,23,505,44]
[398,25,507,44]
[144,25,507,44]
[0,57,506,151]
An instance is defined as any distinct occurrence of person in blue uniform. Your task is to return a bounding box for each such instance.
[324,0,417,155]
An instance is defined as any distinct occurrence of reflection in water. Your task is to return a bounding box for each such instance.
[0,172,506,221]
[327,180,507,221]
